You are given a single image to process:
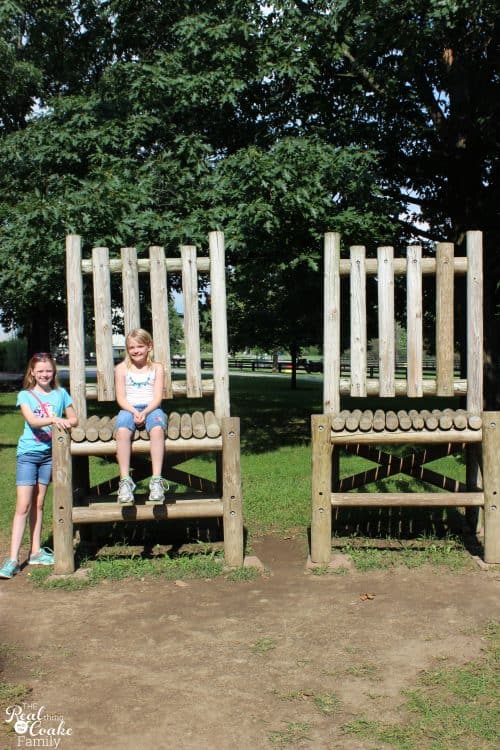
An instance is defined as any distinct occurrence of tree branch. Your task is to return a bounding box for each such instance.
[340,44,387,97]
[341,43,448,140]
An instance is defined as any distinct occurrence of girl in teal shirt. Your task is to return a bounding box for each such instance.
[0,353,77,579]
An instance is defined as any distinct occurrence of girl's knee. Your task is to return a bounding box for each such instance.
[116,427,132,440]
[15,502,31,517]
[149,425,164,433]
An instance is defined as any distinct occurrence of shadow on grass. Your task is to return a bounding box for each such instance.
[304,503,483,559]
[44,519,249,569]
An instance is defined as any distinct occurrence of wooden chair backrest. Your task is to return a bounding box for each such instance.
[323,230,483,415]
[65,231,230,422]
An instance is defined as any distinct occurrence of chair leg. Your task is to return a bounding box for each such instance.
[311,415,333,564]
[466,443,483,535]
[52,429,75,574]
[483,411,500,564]
[221,416,244,567]
[73,456,92,544]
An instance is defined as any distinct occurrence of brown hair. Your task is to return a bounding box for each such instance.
[124,328,154,368]
[23,352,59,390]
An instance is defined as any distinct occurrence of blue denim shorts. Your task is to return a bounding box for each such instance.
[115,406,167,434]
[16,451,52,486]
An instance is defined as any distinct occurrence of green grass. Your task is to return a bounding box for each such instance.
[333,536,475,572]
[0,376,477,577]
[250,637,277,655]
[0,680,31,703]
[343,623,499,750]
[269,722,312,746]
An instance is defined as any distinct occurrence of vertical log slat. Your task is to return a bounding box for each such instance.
[350,246,367,397]
[436,242,454,396]
[323,232,341,414]
[66,234,87,420]
[181,245,203,398]
[92,247,115,400]
[210,231,231,419]
[150,245,173,399]
[377,246,395,396]
[121,247,140,334]
[407,245,423,397]
[466,231,483,414]
[465,232,484,534]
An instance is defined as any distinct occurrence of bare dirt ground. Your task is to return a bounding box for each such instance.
[1,535,498,750]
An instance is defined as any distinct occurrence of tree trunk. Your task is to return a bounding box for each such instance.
[290,342,298,390]
[272,351,279,372]
[25,308,51,355]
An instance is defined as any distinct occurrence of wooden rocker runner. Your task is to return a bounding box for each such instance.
[311,230,499,565]
[52,231,243,573]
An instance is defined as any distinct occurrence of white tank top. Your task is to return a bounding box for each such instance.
[125,368,156,407]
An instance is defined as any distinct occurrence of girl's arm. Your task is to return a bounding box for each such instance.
[20,402,76,430]
[138,363,164,417]
[64,404,78,428]
[114,363,141,416]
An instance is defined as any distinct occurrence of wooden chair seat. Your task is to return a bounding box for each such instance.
[70,411,221,443]
[330,409,482,444]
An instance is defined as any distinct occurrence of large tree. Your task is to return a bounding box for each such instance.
[0,1,497,401]
[1,0,392,360]
[264,0,499,401]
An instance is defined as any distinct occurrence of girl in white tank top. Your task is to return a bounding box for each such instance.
[114,329,167,505]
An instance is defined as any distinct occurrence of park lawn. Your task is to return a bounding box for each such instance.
[0,375,471,568]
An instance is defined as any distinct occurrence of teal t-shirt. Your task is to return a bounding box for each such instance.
[16,388,73,456]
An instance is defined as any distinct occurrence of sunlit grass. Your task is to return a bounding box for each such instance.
[0,377,474,574]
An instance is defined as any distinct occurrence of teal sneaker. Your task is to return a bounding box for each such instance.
[28,547,55,566]
[0,558,20,579]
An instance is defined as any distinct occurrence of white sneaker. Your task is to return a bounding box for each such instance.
[117,477,136,505]
[149,477,167,504]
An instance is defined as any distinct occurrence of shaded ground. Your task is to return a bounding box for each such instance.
[1,536,498,750]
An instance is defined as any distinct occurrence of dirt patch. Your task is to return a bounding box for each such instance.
[1,536,498,750]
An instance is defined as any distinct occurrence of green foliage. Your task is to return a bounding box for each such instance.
[0,0,497,362]
[0,337,26,371]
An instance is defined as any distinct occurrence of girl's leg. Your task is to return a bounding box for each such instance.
[149,426,165,477]
[9,485,35,562]
[28,482,49,557]
[116,428,133,478]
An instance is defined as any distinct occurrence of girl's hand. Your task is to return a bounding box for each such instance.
[133,410,146,426]
[52,416,73,430]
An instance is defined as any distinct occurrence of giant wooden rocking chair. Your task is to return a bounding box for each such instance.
[52,231,243,574]
[311,230,499,565]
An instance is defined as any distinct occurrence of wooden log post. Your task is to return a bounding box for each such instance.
[311,414,333,564]
[66,235,87,421]
[466,231,484,534]
[407,245,423,397]
[52,427,75,574]
[221,417,244,567]
[72,454,92,545]
[483,412,500,564]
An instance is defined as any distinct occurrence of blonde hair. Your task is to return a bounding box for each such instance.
[124,328,154,368]
[23,352,59,390]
